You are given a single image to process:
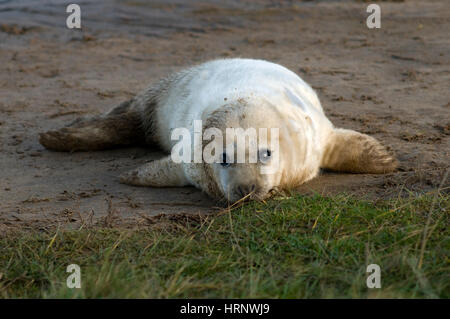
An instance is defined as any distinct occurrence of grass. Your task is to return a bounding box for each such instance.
[0,192,448,298]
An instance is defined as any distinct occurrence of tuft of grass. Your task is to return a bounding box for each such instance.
[0,193,448,298]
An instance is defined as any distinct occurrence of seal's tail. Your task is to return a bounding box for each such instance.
[39,99,144,152]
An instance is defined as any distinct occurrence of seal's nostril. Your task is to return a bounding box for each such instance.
[235,184,256,198]
[237,186,244,197]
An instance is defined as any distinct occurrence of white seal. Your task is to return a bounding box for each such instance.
[40,59,397,202]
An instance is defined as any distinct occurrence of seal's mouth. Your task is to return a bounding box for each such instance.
[215,187,280,208]
[223,187,277,205]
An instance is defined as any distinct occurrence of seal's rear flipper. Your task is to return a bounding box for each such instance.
[119,156,189,187]
[321,128,398,174]
[39,100,144,152]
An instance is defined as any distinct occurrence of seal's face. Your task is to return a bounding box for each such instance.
[203,100,319,203]
[213,146,281,202]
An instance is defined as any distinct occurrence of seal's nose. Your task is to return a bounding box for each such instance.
[235,184,256,199]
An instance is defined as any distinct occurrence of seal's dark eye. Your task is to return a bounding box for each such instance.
[221,152,230,167]
[259,149,272,163]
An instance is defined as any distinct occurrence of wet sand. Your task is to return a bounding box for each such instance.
[0,0,449,231]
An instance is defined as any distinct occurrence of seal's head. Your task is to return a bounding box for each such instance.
[201,98,321,203]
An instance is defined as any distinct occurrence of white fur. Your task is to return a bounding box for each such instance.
[154,59,334,189]
[40,58,396,201]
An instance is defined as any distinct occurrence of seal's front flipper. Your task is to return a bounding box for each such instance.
[321,128,398,174]
[119,156,189,187]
